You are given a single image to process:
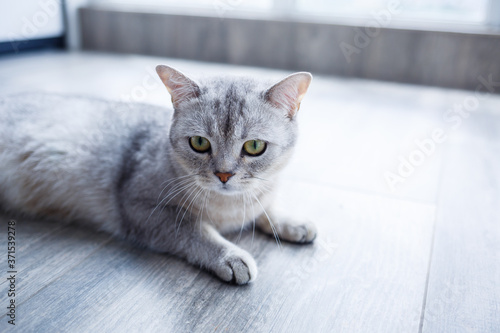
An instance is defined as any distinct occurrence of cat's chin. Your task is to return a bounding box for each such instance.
[210,184,242,196]
[218,188,240,196]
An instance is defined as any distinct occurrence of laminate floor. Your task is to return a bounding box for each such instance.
[0,51,498,332]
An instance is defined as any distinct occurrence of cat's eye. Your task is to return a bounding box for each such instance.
[243,140,267,156]
[189,136,211,153]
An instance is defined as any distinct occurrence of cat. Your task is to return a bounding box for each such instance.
[0,65,316,284]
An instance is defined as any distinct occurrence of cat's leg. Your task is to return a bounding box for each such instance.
[127,206,257,284]
[177,221,258,284]
[256,210,317,244]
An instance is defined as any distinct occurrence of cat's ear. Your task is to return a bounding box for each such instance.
[156,65,201,108]
[265,72,312,118]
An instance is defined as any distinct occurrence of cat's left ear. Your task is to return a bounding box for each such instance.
[265,72,312,118]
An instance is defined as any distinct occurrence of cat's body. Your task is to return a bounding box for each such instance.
[0,66,316,284]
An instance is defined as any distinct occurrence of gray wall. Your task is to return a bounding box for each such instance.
[80,7,500,92]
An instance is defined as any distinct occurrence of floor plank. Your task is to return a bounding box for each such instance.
[0,216,111,313]
[421,141,500,332]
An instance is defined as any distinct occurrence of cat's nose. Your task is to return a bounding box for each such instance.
[215,172,234,183]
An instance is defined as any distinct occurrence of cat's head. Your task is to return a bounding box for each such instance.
[156,65,311,195]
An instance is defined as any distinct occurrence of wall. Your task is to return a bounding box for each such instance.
[79,6,500,92]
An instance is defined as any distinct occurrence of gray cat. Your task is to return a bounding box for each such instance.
[0,65,316,284]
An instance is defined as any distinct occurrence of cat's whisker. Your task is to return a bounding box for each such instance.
[185,187,205,229]
[174,183,200,225]
[147,182,191,225]
[200,189,211,236]
[252,192,282,250]
[174,183,204,236]
[255,183,273,194]
[236,192,247,244]
[251,177,274,192]
[146,177,196,224]
[162,179,197,208]
[197,188,209,230]
[157,173,193,188]
[253,176,271,182]
[246,190,256,248]
[176,186,204,238]
[189,188,205,220]
[205,190,216,226]
[254,186,272,201]
[153,181,198,225]
[155,174,196,204]
[173,186,198,237]
[155,177,196,210]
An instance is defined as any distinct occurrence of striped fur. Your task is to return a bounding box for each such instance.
[0,67,315,284]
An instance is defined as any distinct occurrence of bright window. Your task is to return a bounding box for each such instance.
[296,0,488,24]
[91,0,495,26]
[91,0,273,13]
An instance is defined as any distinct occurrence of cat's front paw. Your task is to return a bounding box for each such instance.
[212,248,258,285]
[258,216,317,244]
[278,221,317,243]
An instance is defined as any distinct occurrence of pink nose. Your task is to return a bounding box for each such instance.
[215,172,234,183]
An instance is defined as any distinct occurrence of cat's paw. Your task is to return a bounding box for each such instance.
[258,217,317,244]
[278,221,317,243]
[212,248,258,285]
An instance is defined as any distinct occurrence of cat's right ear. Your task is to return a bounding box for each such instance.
[156,65,201,108]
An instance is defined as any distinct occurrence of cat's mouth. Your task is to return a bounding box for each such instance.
[218,183,238,193]
[210,181,243,196]
[197,175,248,195]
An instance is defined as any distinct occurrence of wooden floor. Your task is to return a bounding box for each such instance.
[0,51,499,332]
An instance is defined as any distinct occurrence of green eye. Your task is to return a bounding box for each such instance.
[189,136,211,153]
[243,140,267,156]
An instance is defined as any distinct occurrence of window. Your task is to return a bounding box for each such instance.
[296,0,489,24]
[90,0,499,28]
[90,0,273,14]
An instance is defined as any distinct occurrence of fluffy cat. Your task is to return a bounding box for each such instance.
[0,66,316,284]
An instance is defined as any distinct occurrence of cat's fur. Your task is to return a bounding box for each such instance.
[0,66,316,284]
